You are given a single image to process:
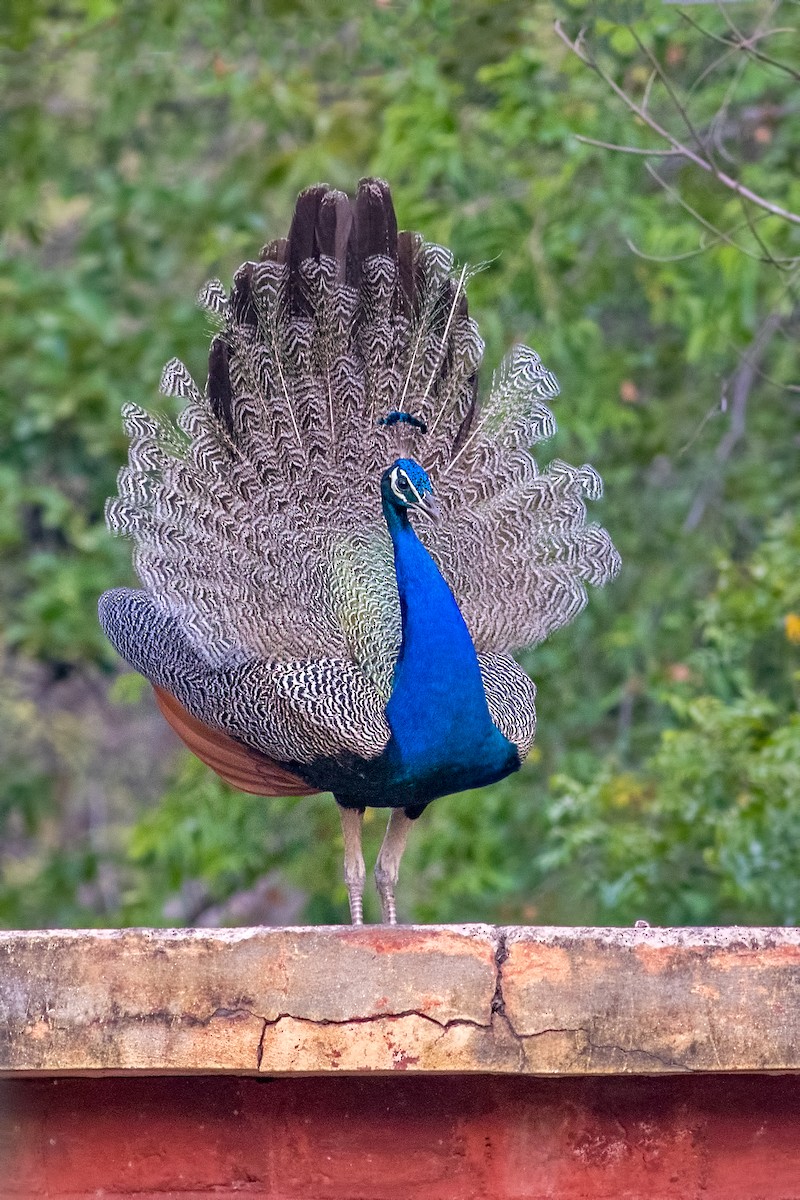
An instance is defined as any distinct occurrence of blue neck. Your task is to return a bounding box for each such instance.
[383,499,500,774]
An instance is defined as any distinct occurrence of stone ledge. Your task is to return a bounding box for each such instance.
[0,925,798,1077]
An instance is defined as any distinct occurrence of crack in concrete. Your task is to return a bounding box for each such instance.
[491,929,509,1020]
[201,1005,496,1071]
[489,930,527,1070]
[579,1038,693,1073]
[122,947,693,1076]
[257,1009,493,1032]
[510,1024,692,1072]
[489,935,691,1072]
[256,1017,267,1070]
[207,943,519,1071]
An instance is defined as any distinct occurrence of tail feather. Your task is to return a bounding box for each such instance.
[107,178,620,676]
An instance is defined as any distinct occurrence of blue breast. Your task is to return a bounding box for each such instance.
[317,498,519,812]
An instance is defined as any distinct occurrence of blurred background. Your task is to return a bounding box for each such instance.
[0,0,797,928]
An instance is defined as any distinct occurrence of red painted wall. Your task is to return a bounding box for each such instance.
[2,1074,800,1199]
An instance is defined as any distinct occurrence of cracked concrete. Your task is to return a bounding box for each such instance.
[1,925,799,1076]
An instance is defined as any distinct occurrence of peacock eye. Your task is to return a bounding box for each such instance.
[397,470,409,489]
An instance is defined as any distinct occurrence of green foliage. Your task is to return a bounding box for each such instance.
[121,760,413,926]
[0,670,109,928]
[1,0,798,927]
[542,514,800,924]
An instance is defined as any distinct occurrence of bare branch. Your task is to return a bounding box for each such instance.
[688,40,739,95]
[706,1,780,167]
[644,163,794,265]
[628,208,797,266]
[630,26,711,158]
[677,401,726,458]
[679,10,800,83]
[641,67,658,113]
[553,20,800,228]
[625,239,714,263]
[683,311,786,531]
[736,193,789,272]
[712,1,800,80]
[574,135,682,156]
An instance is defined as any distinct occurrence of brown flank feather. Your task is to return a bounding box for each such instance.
[152,685,319,797]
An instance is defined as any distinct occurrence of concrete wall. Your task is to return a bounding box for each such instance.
[1,925,799,1198]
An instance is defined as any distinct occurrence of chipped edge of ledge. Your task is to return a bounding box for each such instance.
[2,922,797,944]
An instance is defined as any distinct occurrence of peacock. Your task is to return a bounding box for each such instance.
[99,178,620,925]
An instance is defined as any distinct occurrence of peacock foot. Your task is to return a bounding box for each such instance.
[374,809,414,925]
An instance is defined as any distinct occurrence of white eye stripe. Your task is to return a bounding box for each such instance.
[390,468,406,503]
[390,466,424,506]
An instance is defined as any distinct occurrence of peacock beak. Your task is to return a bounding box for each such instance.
[417,493,442,523]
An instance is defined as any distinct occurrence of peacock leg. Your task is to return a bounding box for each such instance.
[338,805,366,925]
[374,809,414,925]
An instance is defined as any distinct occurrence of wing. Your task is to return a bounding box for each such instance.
[252,657,391,763]
[478,652,537,760]
[99,588,390,774]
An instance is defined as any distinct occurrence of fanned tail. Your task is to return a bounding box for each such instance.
[106,178,619,681]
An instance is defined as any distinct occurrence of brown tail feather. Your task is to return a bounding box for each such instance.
[152,685,320,797]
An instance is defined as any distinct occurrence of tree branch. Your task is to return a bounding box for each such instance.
[573,135,682,156]
[554,20,800,229]
[680,10,800,84]
[683,311,786,531]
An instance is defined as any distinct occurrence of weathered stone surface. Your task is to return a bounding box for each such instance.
[0,925,798,1076]
[502,926,800,1074]
[0,925,504,1075]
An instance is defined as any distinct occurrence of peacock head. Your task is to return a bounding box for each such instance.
[381,458,441,521]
